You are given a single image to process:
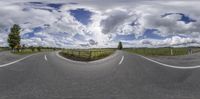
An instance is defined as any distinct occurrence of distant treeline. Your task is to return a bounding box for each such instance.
[0,46,62,52]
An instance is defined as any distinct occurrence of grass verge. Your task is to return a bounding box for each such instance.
[124,48,190,56]
[11,49,39,55]
[11,49,57,55]
[59,49,115,61]
[0,47,9,52]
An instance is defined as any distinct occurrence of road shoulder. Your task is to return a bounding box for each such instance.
[146,52,200,67]
[0,51,37,66]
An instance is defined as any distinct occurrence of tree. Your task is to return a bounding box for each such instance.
[30,46,35,52]
[22,44,26,51]
[7,24,21,51]
[37,46,41,52]
[118,41,123,50]
[53,48,56,51]
[15,44,21,52]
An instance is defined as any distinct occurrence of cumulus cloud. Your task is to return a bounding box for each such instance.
[0,0,200,48]
[122,36,199,48]
[133,2,200,37]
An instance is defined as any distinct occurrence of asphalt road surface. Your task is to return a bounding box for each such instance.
[0,51,27,65]
[149,52,200,66]
[0,50,200,99]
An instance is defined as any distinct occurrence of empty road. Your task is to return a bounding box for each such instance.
[0,51,200,99]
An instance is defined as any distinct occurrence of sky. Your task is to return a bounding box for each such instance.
[0,0,200,48]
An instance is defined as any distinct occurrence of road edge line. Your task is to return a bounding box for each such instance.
[0,54,37,67]
[138,54,200,69]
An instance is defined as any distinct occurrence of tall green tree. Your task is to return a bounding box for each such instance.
[118,41,123,50]
[37,46,41,52]
[30,46,35,52]
[7,24,21,51]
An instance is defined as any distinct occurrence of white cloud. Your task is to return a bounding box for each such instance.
[0,0,200,48]
[123,36,199,48]
[134,1,200,37]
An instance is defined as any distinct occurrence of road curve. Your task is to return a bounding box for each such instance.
[0,51,200,99]
[0,51,28,65]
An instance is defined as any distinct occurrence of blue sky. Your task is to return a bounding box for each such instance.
[0,0,200,48]
[161,13,196,24]
[70,8,92,25]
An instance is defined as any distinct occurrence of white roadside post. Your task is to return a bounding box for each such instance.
[171,48,173,56]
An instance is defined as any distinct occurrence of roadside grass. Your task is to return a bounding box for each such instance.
[0,47,9,52]
[0,48,4,52]
[12,49,38,55]
[191,47,200,53]
[124,47,189,56]
[11,48,58,55]
[60,48,115,61]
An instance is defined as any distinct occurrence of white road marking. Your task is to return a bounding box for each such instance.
[0,54,36,67]
[138,55,200,69]
[44,55,48,61]
[119,56,124,65]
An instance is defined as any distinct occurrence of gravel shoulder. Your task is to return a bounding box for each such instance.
[0,51,28,65]
[148,52,200,66]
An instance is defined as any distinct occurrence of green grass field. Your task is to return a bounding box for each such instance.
[12,48,58,55]
[0,47,9,51]
[124,47,191,56]
[8,46,200,57]
[12,49,38,55]
[60,49,115,61]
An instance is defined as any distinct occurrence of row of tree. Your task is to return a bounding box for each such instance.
[7,24,123,51]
